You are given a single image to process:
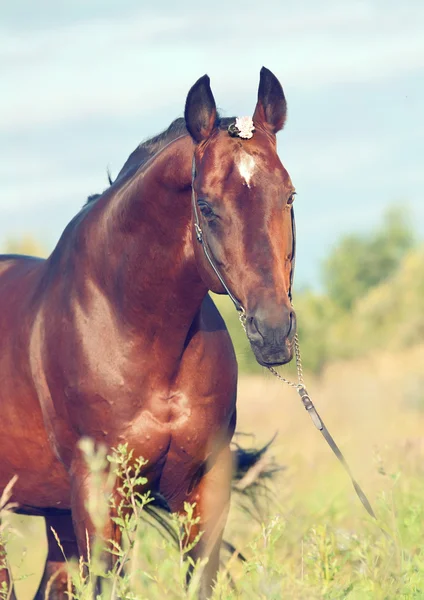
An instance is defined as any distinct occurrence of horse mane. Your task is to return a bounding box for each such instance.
[84,115,235,206]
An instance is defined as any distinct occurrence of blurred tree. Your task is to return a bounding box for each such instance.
[322,207,415,310]
[344,244,424,353]
[294,290,342,373]
[2,235,46,257]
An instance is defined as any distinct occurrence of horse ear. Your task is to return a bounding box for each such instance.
[185,75,217,143]
[253,67,287,134]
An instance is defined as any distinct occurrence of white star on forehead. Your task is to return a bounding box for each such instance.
[237,153,256,188]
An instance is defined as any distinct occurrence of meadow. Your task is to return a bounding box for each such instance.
[4,342,424,599]
[2,209,423,598]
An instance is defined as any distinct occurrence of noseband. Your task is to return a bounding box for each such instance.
[190,152,378,524]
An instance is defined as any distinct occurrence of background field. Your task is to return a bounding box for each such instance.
[2,206,424,598]
[5,343,424,598]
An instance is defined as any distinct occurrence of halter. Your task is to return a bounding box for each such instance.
[190,144,378,523]
[191,157,244,312]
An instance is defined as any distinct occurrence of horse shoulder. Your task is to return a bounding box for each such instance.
[175,293,238,402]
[199,294,237,373]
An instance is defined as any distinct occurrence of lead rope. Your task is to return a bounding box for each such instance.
[238,308,378,521]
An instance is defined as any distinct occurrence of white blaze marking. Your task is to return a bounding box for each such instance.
[237,154,256,188]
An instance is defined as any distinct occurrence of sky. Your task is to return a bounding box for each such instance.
[1,0,423,287]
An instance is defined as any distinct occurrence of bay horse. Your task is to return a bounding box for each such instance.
[0,67,296,599]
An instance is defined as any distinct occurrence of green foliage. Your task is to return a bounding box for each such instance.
[5,348,424,599]
[297,244,424,371]
[0,476,18,600]
[68,442,207,600]
[9,446,424,599]
[352,245,424,351]
[323,207,414,311]
[2,235,46,258]
[293,291,342,373]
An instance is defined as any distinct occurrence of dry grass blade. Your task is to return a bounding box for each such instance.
[44,568,63,600]
[50,527,67,563]
[0,477,19,600]
[0,476,18,514]
[85,529,90,566]
[234,454,280,491]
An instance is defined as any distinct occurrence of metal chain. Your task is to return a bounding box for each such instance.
[237,303,381,523]
[238,308,247,331]
[238,306,304,389]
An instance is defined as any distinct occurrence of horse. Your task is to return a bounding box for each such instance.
[0,67,297,599]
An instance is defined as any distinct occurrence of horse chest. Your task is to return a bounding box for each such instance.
[124,387,231,444]
[71,378,232,456]
[62,344,236,479]
[66,303,236,431]
[117,386,235,505]
[43,289,237,481]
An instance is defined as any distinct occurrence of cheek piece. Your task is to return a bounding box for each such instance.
[191,155,243,313]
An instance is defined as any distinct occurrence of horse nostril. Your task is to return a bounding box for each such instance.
[287,310,296,337]
[247,308,295,344]
[247,315,264,342]
[248,316,258,334]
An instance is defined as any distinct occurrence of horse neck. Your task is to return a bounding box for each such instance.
[70,136,207,346]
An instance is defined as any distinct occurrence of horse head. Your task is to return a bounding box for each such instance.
[185,67,297,367]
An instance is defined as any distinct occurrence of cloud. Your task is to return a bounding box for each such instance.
[1,1,424,132]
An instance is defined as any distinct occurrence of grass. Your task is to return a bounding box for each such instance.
[3,343,424,599]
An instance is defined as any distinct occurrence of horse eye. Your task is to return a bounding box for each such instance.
[198,201,215,219]
[287,192,296,205]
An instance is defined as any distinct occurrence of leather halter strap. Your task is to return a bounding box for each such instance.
[297,387,377,519]
[191,157,244,312]
[288,202,296,303]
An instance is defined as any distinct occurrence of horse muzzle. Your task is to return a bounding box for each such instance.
[245,305,296,366]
